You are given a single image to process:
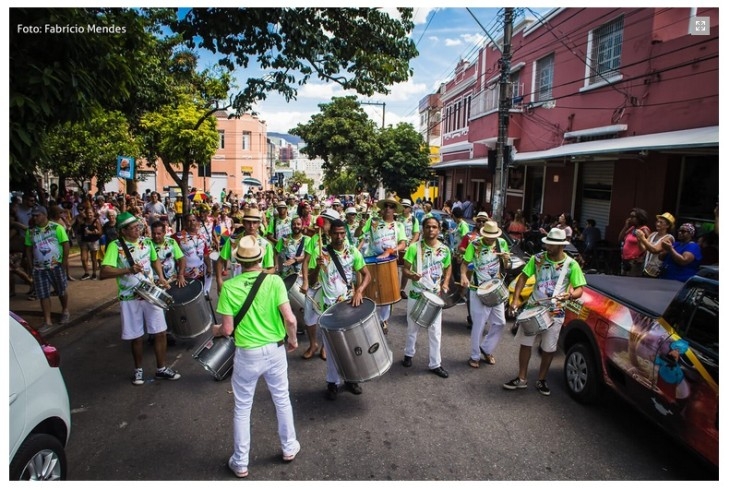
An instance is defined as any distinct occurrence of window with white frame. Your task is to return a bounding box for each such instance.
[443,95,473,133]
[589,16,624,84]
[535,54,554,101]
[218,130,225,149]
[242,131,251,150]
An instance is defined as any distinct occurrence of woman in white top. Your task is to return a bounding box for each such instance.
[635,212,675,278]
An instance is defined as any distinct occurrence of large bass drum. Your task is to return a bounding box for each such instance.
[318,298,392,383]
[363,256,400,306]
[193,335,235,381]
[165,280,214,339]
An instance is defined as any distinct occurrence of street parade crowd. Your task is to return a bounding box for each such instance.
[12,184,718,478]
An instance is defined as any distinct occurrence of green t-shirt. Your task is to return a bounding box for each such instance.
[102,237,159,301]
[520,253,587,314]
[152,236,184,280]
[403,240,451,299]
[462,237,509,289]
[275,234,310,277]
[399,214,420,241]
[25,221,69,270]
[361,217,406,256]
[216,271,289,349]
[220,233,274,269]
[306,243,366,310]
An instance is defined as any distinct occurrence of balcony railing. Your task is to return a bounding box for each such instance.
[470,82,523,118]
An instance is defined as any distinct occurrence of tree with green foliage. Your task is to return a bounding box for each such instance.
[291,96,380,189]
[42,110,140,194]
[172,8,418,115]
[9,7,177,187]
[376,123,433,199]
[291,97,433,198]
[139,99,220,214]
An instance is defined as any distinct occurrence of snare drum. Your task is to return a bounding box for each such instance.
[409,291,445,329]
[363,256,400,305]
[515,306,553,336]
[134,278,174,310]
[477,278,509,307]
[283,274,306,326]
[193,335,235,381]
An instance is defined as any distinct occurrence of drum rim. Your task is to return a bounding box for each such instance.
[319,297,376,330]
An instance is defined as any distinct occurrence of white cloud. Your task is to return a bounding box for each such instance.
[444,38,462,47]
[297,82,351,100]
[461,33,486,45]
[428,35,439,43]
[376,78,428,102]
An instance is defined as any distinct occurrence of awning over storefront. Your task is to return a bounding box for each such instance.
[514,126,718,163]
[242,177,262,186]
[431,157,488,170]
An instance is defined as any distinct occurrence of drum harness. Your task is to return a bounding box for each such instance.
[325,244,353,298]
[470,238,507,289]
[231,273,268,334]
[117,236,152,286]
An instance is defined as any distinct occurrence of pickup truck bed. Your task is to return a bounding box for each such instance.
[585,274,684,318]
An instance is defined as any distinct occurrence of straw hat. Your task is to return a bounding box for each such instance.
[234,235,263,263]
[656,212,676,228]
[475,211,490,220]
[480,220,502,239]
[242,208,262,221]
[541,228,571,246]
[376,196,404,214]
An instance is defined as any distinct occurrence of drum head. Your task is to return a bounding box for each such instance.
[167,280,202,303]
[319,298,376,331]
[517,306,546,321]
[364,256,395,265]
[481,278,503,291]
[421,291,445,306]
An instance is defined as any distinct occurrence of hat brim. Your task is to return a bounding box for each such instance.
[376,199,404,213]
[117,217,140,229]
[541,237,571,246]
[480,229,502,239]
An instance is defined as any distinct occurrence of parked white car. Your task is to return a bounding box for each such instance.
[9,312,71,480]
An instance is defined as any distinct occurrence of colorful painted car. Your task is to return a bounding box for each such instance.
[560,267,718,467]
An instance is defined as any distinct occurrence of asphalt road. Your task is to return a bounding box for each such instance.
[51,294,717,481]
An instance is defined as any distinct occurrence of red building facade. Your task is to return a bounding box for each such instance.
[432,7,718,244]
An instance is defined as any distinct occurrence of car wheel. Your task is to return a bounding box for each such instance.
[9,433,67,480]
[564,343,601,404]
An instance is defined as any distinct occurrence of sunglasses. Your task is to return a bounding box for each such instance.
[384,204,397,209]
[476,220,486,224]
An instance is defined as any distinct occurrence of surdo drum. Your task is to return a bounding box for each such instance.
[318,298,392,383]
[193,335,235,381]
[515,306,554,336]
[283,274,306,327]
[165,280,213,339]
[363,256,400,306]
[409,291,445,329]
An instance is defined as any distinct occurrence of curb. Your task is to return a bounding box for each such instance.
[41,296,119,339]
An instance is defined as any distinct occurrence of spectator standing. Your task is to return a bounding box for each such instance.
[24,206,71,330]
[635,212,675,277]
[76,206,103,280]
[661,223,702,282]
[618,208,651,277]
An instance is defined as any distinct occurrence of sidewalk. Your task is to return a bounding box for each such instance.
[9,253,119,337]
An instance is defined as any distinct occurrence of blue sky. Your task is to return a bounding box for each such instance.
[247,7,523,134]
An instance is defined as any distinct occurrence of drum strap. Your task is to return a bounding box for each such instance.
[326,244,350,287]
[233,273,267,330]
[118,237,136,269]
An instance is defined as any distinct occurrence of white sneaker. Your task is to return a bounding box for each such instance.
[132,369,144,386]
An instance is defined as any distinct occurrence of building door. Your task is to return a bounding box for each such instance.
[525,166,545,220]
[209,173,228,204]
[578,161,614,239]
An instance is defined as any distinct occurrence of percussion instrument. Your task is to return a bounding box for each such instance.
[477,278,509,307]
[193,335,235,381]
[363,256,400,306]
[409,291,445,329]
[318,298,392,383]
[165,280,214,339]
[439,275,463,309]
[515,306,553,336]
[134,278,174,310]
[283,274,306,327]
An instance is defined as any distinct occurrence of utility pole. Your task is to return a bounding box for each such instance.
[491,7,514,225]
[359,100,386,198]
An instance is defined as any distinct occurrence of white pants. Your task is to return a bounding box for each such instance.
[467,289,506,361]
[377,304,391,323]
[229,342,299,471]
[404,297,442,369]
